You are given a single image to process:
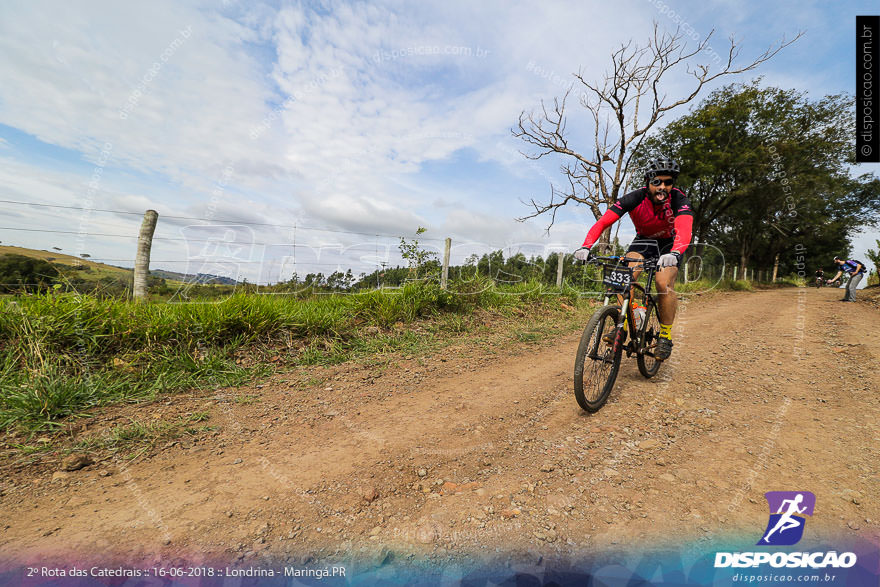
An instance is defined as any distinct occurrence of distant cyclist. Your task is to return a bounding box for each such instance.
[574,156,693,360]
[827,257,866,302]
[814,268,824,287]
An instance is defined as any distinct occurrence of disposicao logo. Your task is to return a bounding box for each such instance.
[714,491,858,569]
[758,491,815,546]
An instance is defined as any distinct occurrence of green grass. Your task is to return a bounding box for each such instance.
[71,416,216,454]
[0,344,263,433]
[0,279,587,434]
[677,277,755,293]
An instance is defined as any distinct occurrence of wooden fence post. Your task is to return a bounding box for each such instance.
[556,252,565,288]
[441,237,451,290]
[133,210,158,302]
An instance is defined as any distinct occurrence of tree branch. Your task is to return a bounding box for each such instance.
[513,22,802,229]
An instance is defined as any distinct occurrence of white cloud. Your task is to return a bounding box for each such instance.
[0,0,859,274]
[0,1,657,227]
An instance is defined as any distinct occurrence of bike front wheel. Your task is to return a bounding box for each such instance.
[636,297,663,378]
[574,305,623,412]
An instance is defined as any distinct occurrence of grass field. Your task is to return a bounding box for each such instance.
[0,278,592,434]
[0,245,131,281]
[0,244,190,291]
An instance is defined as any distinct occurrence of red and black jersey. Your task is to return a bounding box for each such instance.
[582,187,694,255]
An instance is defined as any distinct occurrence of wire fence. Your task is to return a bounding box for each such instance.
[0,199,788,297]
[0,199,577,287]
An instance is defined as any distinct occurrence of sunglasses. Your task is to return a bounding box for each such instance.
[649,178,674,187]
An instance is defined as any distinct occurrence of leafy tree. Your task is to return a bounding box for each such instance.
[639,83,880,275]
[398,227,439,279]
[303,273,325,287]
[866,240,880,286]
[325,269,355,290]
[0,254,60,293]
[514,24,798,252]
[867,240,880,270]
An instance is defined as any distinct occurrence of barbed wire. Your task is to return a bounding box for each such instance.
[0,225,390,247]
[57,259,375,266]
[1,230,542,263]
[0,199,448,241]
[0,205,576,284]
[0,225,516,251]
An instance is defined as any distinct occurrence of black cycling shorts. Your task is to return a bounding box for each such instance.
[626,236,679,266]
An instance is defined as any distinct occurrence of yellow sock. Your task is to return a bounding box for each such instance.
[659,323,672,339]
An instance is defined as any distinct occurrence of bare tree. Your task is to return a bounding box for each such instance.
[513,23,800,250]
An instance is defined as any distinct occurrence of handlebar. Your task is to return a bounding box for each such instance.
[585,255,658,269]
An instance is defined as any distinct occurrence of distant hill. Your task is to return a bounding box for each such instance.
[0,245,132,282]
[149,269,238,285]
[0,245,238,286]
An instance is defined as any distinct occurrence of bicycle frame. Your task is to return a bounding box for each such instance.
[572,255,667,412]
[591,255,659,356]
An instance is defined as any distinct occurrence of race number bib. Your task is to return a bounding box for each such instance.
[602,265,632,292]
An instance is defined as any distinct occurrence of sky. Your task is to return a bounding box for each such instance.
[0,0,878,284]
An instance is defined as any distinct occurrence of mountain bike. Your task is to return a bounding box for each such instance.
[814,276,825,288]
[573,255,664,413]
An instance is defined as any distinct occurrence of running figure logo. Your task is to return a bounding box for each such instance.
[758,491,816,546]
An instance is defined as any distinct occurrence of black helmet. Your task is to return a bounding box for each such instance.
[644,156,680,183]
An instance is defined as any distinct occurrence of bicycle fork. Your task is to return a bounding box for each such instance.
[613,307,631,354]
[612,290,637,355]
[603,288,636,355]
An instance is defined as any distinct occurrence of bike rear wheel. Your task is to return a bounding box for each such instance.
[574,305,623,412]
[636,296,663,378]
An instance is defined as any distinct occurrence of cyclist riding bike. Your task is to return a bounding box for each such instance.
[574,156,693,360]
[815,268,825,287]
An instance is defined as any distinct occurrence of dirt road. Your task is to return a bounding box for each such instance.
[1,286,878,567]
